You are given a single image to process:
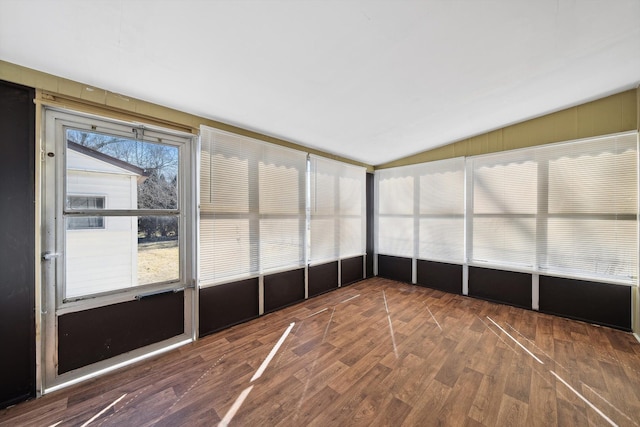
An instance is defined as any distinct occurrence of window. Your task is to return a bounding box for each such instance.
[376,166,416,258]
[418,157,465,263]
[199,127,366,285]
[62,124,188,299]
[66,196,105,229]
[309,155,366,264]
[200,126,307,285]
[469,151,537,267]
[539,134,637,281]
[375,132,638,285]
[376,158,465,263]
[469,132,638,283]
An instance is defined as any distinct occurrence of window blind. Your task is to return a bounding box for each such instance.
[418,157,465,263]
[376,158,465,262]
[539,133,637,282]
[200,126,306,285]
[309,155,366,264]
[470,151,538,267]
[469,132,638,283]
[376,166,416,258]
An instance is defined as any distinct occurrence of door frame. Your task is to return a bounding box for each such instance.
[40,107,197,394]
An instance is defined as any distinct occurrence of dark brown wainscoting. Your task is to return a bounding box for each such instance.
[58,291,184,374]
[341,255,364,286]
[416,259,463,294]
[366,173,374,278]
[199,278,260,337]
[308,262,339,297]
[468,266,531,309]
[0,80,36,409]
[377,254,412,283]
[263,268,305,312]
[539,275,631,331]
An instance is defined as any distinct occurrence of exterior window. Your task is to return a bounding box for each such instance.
[66,196,105,230]
[199,126,307,285]
[376,158,465,263]
[63,126,185,299]
[309,155,366,264]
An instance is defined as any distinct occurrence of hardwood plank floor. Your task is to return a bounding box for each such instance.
[2,278,640,426]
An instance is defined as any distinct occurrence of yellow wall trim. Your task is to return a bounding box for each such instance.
[376,88,639,169]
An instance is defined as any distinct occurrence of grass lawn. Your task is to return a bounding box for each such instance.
[137,240,179,284]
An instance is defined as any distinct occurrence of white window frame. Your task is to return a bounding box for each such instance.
[44,108,197,310]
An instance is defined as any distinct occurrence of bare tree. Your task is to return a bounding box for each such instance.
[67,129,179,240]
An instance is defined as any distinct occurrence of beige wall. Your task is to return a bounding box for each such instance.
[376,88,639,169]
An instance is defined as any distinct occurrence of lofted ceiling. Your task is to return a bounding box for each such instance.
[1,0,639,166]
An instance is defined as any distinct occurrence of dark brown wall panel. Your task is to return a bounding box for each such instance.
[58,291,184,374]
[309,262,338,297]
[377,255,412,283]
[0,81,35,408]
[366,173,374,278]
[468,267,531,309]
[264,268,305,312]
[199,278,259,337]
[342,256,364,286]
[539,276,631,331]
[416,260,462,294]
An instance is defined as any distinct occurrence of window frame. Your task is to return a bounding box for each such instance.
[466,131,638,285]
[199,126,308,287]
[309,154,366,266]
[375,131,638,287]
[46,109,196,309]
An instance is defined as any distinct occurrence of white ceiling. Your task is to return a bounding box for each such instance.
[1,0,639,165]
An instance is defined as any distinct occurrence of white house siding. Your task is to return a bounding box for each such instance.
[65,149,139,298]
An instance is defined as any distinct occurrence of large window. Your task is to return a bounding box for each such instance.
[469,132,638,283]
[538,135,637,281]
[200,126,307,285]
[376,165,416,258]
[63,125,187,299]
[309,155,366,264]
[376,158,465,263]
[470,151,538,267]
[376,131,638,285]
[200,127,366,285]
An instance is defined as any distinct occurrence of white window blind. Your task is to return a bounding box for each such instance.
[418,157,465,263]
[259,144,307,272]
[469,132,638,283]
[376,158,465,262]
[470,151,538,268]
[200,126,307,285]
[309,155,366,264]
[376,166,416,258]
[539,133,637,282]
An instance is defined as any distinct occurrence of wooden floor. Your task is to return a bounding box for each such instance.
[2,278,640,426]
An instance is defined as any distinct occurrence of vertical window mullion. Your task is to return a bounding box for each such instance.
[413,168,419,283]
[250,156,260,274]
[536,156,549,272]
